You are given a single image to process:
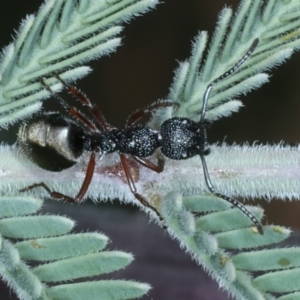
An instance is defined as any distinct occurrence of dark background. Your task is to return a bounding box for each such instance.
[1,1,300,299]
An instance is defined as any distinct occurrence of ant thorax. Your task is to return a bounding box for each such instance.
[114,124,161,157]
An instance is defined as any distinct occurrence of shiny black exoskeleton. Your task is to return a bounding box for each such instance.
[160,118,209,159]
[19,38,263,234]
[19,114,161,171]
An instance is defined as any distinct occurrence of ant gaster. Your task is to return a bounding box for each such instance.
[18,38,263,234]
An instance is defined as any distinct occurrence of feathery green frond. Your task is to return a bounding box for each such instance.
[0,0,159,128]
[0,196,150,300]
[159,0,300,124]
[160,192,300,300]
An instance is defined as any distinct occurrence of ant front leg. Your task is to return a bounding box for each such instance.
[20,152,96,204]
[119,154,166,227]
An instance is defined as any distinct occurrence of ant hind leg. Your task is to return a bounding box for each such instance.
[19,151,97,204]
[20,182,76,203]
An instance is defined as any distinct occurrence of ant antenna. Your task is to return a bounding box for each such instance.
[199,38,259,126]
[200,155,263,234]
[198,38,263,234]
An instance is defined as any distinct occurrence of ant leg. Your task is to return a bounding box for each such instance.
[132,156,164,173]
[41,78,99,132]
[53,74,112,131]
[19,152,96,204]
[199,153,263,235]
[126,101,175,128]
[119,153,166,227]
[199,38,259,127]
[73,151,96,203]
[20,182,77,203]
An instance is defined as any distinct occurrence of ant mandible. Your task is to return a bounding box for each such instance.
[19,38,263,234]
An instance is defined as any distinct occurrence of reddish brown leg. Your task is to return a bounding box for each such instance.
[74,151,96,203]
[119,154,166,226]
[132,156,164,173]
[68,107,98,131]
[20,182,77,203]
[53,74,112,131]
[20,152,96,204]
[41,78,99,132]
[20,182,76,203]
[126,101,174,128]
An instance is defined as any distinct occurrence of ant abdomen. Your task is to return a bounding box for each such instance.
[18,112,87,172]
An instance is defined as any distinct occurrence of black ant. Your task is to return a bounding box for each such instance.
[18,38,263,234]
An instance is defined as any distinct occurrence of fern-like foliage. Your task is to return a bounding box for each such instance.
[0,195,150,300]
[151,1,300,298]
[0,0,158,128]
[152,0,300,125]
[1,0,300,299]
[162,193,297,300]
